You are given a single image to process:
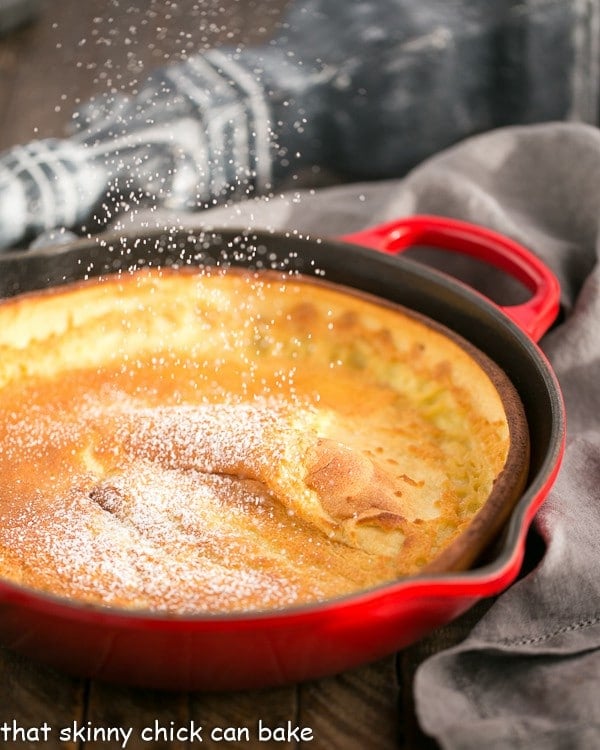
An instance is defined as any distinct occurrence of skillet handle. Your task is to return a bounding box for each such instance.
[341,214,560,342]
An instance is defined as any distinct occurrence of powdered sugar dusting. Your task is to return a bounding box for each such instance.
[0,385,379,613]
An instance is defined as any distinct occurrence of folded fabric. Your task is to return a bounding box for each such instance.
[409,125,600,750]
[0,0,596,250]
[129,121,600,750]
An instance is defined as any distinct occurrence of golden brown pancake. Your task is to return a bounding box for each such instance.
[0,267,529,613]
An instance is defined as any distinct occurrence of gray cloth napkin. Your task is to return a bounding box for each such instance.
[130,121,600,749]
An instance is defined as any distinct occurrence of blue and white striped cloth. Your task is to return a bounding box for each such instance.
[0,48,285,248]
[0,0,595,250]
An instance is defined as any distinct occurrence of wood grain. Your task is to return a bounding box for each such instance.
[298,658,401,749]
[194,685,298,749]
[0,649,83,749]
[82,682,189,750]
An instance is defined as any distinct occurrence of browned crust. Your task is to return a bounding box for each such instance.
[304,438,407,523]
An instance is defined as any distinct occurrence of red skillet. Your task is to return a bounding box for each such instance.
[0,214,565,690]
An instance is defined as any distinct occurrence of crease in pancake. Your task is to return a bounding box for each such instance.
[86,398,410,557]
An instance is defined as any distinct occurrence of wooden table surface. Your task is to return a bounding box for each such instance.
[0,2,491,747]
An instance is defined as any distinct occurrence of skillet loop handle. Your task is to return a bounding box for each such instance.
[341,214,560,343]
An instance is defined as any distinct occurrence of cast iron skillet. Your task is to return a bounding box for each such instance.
[0,215,565,691]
